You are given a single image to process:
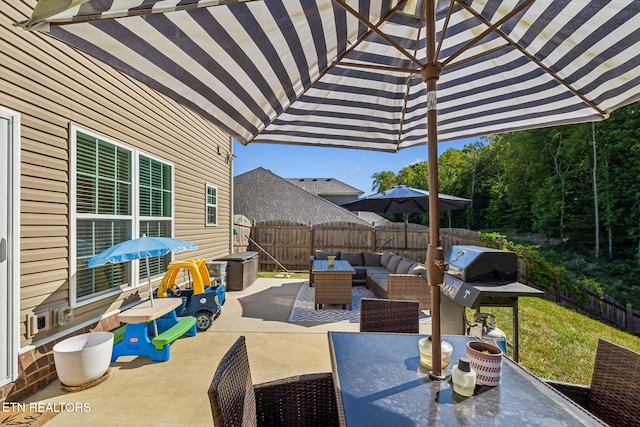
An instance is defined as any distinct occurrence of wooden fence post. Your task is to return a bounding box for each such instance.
[627,303,634,333]
[370,226,375,252]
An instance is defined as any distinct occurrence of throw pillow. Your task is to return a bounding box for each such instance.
[340,251,364,266]
[408,263,426,276]
[387,255,403,273]
[396,258,415,274]
[363,252,382,266]
[315,250,340,260]
[380,251,394,267]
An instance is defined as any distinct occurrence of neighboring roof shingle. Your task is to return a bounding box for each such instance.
[354,211,391,226]
[234,168,371,225]
[286,177,364,197]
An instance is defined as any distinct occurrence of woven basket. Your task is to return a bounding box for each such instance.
[466,341,503,386]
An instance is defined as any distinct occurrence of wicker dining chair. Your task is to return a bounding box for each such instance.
[545,338,640,427]
[208,336,339,427]
[359,298,420,334]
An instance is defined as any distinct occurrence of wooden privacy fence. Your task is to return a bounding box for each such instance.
[235,218,481,270]
[233,217,639,336]
[233,214,251,253]
[549,282,640,336]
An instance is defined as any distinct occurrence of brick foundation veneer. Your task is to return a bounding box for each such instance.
[1,314,121,403]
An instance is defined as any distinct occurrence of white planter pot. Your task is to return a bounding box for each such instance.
[53,332,114,387]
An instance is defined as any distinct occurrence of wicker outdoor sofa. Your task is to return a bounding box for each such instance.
[310,250,430,310]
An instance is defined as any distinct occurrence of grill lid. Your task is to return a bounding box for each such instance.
[445,246,517,283]
[441,246,543,308]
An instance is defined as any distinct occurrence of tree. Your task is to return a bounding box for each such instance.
[371,171,398,192]
[397,161,430,190]
[438,142,486,229]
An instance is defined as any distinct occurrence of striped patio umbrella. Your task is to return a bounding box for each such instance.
[18,0,640,377]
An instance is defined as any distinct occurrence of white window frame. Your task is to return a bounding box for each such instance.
[206,183,218,226]
[70,124,174,307]
[0,106,20,385]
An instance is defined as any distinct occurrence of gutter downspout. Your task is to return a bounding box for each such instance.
[229,137,235,255]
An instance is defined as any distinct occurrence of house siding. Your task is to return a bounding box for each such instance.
[2,0,233,401]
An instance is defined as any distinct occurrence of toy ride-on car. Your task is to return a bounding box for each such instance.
[156,258,226,331]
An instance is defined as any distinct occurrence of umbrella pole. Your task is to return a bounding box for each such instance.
[404,213,408,256]
[147,258,159,336]
[147,258,154,306]
[423,0,445,380]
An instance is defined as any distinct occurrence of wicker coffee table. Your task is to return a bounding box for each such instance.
[312,260,355,310]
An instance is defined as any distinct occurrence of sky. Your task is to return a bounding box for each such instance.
[232,137,480,196]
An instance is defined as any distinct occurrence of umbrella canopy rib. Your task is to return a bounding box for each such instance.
[18,0,640,150]
[454,0,608,117]
[335,0,425,69]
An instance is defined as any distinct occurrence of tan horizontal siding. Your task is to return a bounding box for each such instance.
[22,201,68,216]
[21,174,68,193]
[21,188,67,204]
[21,247,68,263]
[5,0,232,347]
[20,279,68,301]
[19,269,68,288]
[20,213,68,226]
[21,127,70,151]
[20,235,68,248]
[21,163,67,184]
[20,289,69,311]
[21,143,68,168]
[22,257,69,275]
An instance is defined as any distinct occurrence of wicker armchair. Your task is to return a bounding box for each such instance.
[360,298,420,333]
[385,274,431,310]
[545,338,639,427]
[208,336,339,427]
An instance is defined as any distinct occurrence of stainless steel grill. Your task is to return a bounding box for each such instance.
[441,245,543,361]
[442,246,541,309]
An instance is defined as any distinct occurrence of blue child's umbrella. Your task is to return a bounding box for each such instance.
[88,235,198,306]
[88,236,197,267]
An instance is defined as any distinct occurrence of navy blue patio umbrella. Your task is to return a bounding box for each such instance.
[341,185,471,252]
[341,185,471,215]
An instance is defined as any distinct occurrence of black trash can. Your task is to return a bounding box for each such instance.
[214,251,259,291]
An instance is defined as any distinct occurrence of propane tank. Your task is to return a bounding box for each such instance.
[475,313,507,354]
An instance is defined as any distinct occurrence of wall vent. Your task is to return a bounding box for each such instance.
[52,306,74,326]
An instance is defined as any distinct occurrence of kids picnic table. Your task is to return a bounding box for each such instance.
[112,298,196,362]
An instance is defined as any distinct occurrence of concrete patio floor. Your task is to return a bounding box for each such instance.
[24,278,432,426]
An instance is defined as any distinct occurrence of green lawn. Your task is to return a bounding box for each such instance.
[486,297,640,384]
[258,270,309,279]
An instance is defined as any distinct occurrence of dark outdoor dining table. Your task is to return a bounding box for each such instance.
[328,332,605,426]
